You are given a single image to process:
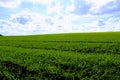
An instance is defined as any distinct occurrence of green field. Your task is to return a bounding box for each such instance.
[0,32,120,80]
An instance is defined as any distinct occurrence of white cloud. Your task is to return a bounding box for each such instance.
[81,17,120,32]
[86,0,115,7]
[85,0,116,14]
[66,4,75,13]
[1,13,120,35]
[0,9,51,35]
[26,0,63,15]
[70,0,119,15]
[26,0,53,5]
[0,0,21,8]
[0,0,120,36]
[65,0,75,14]
[47,1,63,14]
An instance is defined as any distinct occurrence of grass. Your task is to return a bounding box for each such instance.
[0,32,120,80]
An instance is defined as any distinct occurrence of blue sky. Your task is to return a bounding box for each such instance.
[0,0,120,35]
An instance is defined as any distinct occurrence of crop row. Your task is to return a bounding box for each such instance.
[0,46,120,80]
[0,40,120,54]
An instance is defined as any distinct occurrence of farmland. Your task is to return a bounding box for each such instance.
[0,32,120,80]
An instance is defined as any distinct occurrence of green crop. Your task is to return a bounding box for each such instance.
[0,32,120,80]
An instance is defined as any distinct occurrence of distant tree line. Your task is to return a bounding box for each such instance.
[0,34,3,36]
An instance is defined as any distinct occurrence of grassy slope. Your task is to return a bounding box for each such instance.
[0,32,120,80]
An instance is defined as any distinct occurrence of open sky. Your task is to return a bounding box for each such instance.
[0,0,120,35]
